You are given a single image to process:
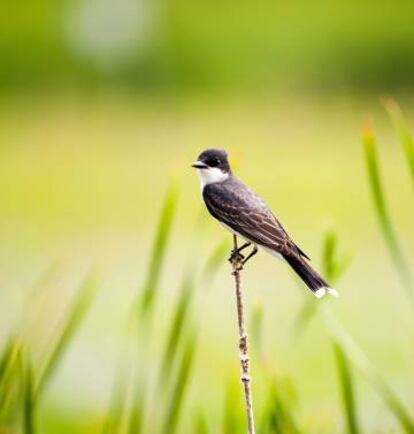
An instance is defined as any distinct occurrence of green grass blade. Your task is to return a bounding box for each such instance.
[162,332,196,434]
[193,409,209,434]
[322,230,350,283]
[0,338,22,419]
[333,340,360,434]
[293,230,349,336]
[222,377,240,434]
[201,238,230,285]
[291,299,318,337]
[374,379,414,434]
[259,377,302,434]
[159,273,193,389]
[0,343,12,384]
[321,306,414,433]
[137,182,179,317]
[322,230,337,281]
[101,368,128,434]
[22,356,36,434]
[362,125,411,291]
[384,99,414,188]
[0,338,19,395]
[127,391,144,434]
[250,303,264,360]
[35,271,99,396]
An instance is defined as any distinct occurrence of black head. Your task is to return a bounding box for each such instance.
[191,149,231,173]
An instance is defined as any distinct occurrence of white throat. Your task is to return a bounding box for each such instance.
[196,167,229,189]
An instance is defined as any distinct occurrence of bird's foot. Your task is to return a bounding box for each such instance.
[229,249,244,273]
[228,249,244,263]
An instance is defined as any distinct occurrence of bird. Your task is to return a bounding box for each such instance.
[192,148,338,298]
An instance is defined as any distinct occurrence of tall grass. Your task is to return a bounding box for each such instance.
[201,238,230,284]
[161,332,196,434]
[0,339,23,428]
[104,184,228,434]
[292,224,414,434]
[193,410,208,434]
[292,229,348,335]
[127,389,144,434]
[318,231,360,434]
[291,229,360,434]
[358,104,414,429]
[362,123,412,293]
[0,272,99,434]
[384,99,414,188]
[22,355,36,434]
[222,377,241,434]
[1,173,413,434]
[322,231,414,433]
[36,271,99,395]
[259,377,302,434]
[110,183,181,434]
[136,182,179,319]
[321,305,414,433]
[101,368,129,434]
[333,341,359,434]
[159,273,194,389]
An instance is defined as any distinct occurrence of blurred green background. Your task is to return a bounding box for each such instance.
[1,1,414,433]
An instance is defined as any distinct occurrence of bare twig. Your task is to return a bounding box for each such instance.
[230,235,256,434]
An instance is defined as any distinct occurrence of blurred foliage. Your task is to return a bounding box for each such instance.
[136,182,179,318]
[0,168,413,433]
[1,0,414,423]
[22,356,36,434]
[2,0,414,92]
[159,273,193,389]
[36,272,99,396]
[384,99,414,189]
[333,339,360,434]
[362,117,412,294]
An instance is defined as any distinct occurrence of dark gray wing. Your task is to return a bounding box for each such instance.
[203,178,309,259]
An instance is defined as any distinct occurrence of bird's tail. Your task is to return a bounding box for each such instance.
[284,255,338,298]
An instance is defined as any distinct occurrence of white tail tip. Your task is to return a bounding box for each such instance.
[327,287,339,297]
[314,287,326,298]
[314,286,338,299]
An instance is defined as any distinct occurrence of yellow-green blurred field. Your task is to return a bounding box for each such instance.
[2,1,414,431]
[1,92,413,433]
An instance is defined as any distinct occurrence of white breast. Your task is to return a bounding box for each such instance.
[196,167,229,189]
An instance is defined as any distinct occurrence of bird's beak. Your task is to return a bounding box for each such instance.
[191,161,208,169]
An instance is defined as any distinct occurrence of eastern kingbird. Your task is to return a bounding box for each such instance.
[192,148,337,298]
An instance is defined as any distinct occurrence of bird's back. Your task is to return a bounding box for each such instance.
[205,176,272,216]
[203,176,298,253]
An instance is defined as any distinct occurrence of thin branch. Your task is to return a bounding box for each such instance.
[230,235,256,434]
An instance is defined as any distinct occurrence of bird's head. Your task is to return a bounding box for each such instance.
[192,149,231,187]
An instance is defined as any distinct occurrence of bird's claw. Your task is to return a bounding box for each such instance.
[229,250,245,273]
[228,249,245,263]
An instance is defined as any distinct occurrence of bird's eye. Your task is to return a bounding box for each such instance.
[206,156,221,167]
